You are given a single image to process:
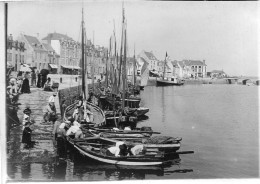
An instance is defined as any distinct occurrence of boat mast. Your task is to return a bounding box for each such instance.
[133,44,136,86]
[81,8,87,99]
[122,26,127,109]
[118,6,124,92]
[163,52,167,80]
[121,5,127,109]
[105,50,109,87]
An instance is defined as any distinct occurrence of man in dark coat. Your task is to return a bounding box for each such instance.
[37,73,42,88]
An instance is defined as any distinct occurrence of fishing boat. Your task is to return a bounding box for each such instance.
[67,136,191,166]
[68,137,167,166]
[156,52,184,86]
[63,8,106,127]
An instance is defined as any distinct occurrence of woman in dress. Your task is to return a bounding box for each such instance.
[22,121,32,149]
[21,72,31,93]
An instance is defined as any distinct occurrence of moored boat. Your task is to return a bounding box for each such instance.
[68,137,168,166]
[156,77,184,86]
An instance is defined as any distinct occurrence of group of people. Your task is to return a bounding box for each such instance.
[106,141,146,157]
[52,116,84,158]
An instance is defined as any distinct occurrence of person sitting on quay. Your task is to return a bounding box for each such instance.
[44,77,54,92]
[43,102,56,124]
[7,78,18,104]
[48,92,57,108]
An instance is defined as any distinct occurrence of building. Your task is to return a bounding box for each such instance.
[138,50,159,73]
[7,34,26,72]
[42,32,81,74]
[210,70,227,78]
[171,60,207,78]
[42,43,60,74]
[17,33,48,71]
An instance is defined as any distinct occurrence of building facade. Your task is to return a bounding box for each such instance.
[138,50,159,72]
[7,34,26,72]
[42,32,107,75]
[172,60,207,78]
[42,43,60,74]
[210,70,227,78]
[17,33,48,71]
[42,33,81,74]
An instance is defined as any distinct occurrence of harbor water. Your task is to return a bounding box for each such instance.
[7,84,259,180]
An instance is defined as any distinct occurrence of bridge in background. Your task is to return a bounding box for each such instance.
[225,77,259,85]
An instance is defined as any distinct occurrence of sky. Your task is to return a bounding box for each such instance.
[7,0,259,77]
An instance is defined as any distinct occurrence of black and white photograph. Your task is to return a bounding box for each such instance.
[1,0,259,182]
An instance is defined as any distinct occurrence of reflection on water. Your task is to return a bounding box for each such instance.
[7,85,258,180]
[7,149,193,181]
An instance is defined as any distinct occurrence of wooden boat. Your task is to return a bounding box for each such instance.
[111,135,182,153]
[82,126,160,139]
[156,52,184,86]
[156,77,184,86]
[67,137,168,166]
[63,8,106,127]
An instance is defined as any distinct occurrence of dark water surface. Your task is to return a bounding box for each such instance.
[7,84,259,181]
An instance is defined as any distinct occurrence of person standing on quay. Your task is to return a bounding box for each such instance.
[52,114,62,146]
[22,121,33,149]
[21,72,31,93]
[37,73,42,88]
[31,70,36,87]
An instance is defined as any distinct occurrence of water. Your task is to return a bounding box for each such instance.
[7,84,259,181]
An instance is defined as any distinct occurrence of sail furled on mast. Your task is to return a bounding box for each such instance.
[81,8,86,99]
[163,51,168,80]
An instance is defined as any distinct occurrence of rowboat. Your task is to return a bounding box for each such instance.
[82,126,160,139]
[67,137,168,166]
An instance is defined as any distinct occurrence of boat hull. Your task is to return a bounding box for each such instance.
[67,137,165,166]
[156,79,184,86]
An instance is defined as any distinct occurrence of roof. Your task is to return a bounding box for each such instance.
[171,61,179,68]
[42,32,73,41]
[144,51,157,60]
[24,35,46,51]
[183,60,206,66]
[24,35,41,45]
[211,70,225,74]
[42,43,55,52]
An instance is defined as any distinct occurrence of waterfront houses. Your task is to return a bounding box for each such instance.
[172,60,207,78]
[17,33,48,71]
[210,70,227,78]
[42,43,60,74]
[138,50,159,73]
[42,33,81,74]
[7,34,26,72]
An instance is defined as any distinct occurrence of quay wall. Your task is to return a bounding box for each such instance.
[58,82,104,116]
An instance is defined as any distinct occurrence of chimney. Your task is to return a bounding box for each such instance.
[203,60,205,65]
[36,33,40,40]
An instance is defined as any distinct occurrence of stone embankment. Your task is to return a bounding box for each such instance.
[7,75,104,164]
[7,87,58,164]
